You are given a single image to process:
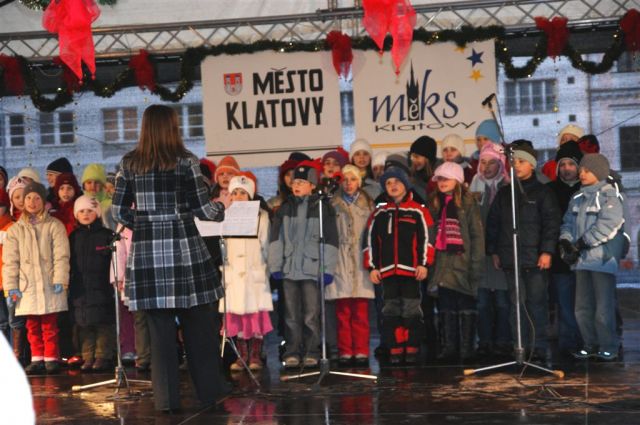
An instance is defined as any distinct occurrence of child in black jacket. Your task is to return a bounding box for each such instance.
[69,195,116,372]
[486,141,561,361]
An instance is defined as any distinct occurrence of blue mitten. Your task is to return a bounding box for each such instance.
[52,284,63,294]
[323,273,334,286]
[271,272,284,281]
[6,289,22,308]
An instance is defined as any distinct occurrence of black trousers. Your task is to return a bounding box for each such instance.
[146,303,227,410]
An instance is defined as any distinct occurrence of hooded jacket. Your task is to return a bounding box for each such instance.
[559,181,626,274]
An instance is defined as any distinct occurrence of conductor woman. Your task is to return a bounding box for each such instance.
[112,104,228,412]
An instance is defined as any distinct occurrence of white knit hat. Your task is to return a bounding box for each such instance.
[17,167,41,183]
[372,151,389,167]
[228,175,256,199]
[557,124,584,145]
[74,195,101,218]
[341,164,363,187]
[441,134,465,155]
[349,138,373,160]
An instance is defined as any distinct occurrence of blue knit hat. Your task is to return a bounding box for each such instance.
[380,166,411,191]
[475,119,501,144]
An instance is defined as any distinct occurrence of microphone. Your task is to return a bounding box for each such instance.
[481,93,496,106]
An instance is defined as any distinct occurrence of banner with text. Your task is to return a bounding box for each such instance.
[352,40,497,156]
[202,51,342,167]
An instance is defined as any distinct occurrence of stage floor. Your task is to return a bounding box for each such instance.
[32,291,640,425]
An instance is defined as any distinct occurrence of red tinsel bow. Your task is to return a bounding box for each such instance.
[362,0,394,52]
[0,54,25,95]
[620,9,640,51]
[326,31,353,78]
[43,0,101,81]
[128,50,156,91]
[390,0,416,75]
[53,56,81,93]
[535,16,569,59]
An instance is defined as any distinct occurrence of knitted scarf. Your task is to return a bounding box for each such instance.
[435,193,464,253]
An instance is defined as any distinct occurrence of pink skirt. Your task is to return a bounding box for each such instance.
[223,311,273,338]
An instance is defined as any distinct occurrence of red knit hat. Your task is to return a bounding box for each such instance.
[214,156,240,183]
[54,172,82,200]
[0,188,10,208]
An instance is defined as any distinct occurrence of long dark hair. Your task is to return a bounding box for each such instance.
[125,105,189,174]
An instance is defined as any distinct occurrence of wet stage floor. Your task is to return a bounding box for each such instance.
[32,300,640,424]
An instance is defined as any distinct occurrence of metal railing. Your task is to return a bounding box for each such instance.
[0,0,637,60]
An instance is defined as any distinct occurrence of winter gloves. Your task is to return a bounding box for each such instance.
[5,289,22,307]
[559,237,588,265]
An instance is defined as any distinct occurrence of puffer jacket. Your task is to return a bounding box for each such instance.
[2,213,70,316]
[363,192,434,278]
[427,192,484,297]
[69,220,116,326]
[559,181,625,275]
[268,194,339,281]
[486,175,561,269]
[326,190,375,300]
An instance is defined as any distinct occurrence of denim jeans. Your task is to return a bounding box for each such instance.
[504,268,549,350]
[283,279,321,360]
[477,287,511,346]
[550,273,581,351]
[0,294,27,341]
[575,270,618,353]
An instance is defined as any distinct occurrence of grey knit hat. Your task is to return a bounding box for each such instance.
[579,153,610,182]
[23,181,47,203]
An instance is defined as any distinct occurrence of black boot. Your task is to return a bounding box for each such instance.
[12,327,28,367]
[437,311,458,361]
[460,311,477,362]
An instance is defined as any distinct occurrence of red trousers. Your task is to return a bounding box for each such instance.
[26,313,60,361]
[336,298,370,356]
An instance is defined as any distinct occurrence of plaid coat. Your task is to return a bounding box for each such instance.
[111,153,225,311]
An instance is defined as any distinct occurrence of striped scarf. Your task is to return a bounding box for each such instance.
[435,194,464,253]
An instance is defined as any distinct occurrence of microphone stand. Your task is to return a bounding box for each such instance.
[281,187,377,386]
[72,227,152,396]
[464,95,564,379]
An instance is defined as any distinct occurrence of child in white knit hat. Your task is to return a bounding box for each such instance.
[350,139,381,200]
[220,173,273,372]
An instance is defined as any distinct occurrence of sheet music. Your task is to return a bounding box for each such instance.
[194,201,260,237]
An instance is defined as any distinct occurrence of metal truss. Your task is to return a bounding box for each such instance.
[1,0,638,61]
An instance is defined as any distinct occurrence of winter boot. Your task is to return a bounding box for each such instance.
[12,327,28,367]
[248,338,263,370]
[460,311,477,362]
[230,339,249,372]
[437,311,459,361]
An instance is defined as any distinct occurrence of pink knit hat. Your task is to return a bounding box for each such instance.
[74,195,101,218]
[432,162,464,184]
[478,143,509,180]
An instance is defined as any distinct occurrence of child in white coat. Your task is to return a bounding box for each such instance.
[220,174,273,371]
[2,182,70,375]
[327,165,375,367]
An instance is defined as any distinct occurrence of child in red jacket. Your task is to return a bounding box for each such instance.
[364,166,434,364]
[50,173,82,236]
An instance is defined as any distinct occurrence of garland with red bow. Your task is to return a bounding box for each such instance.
[326,31,353,78]
[1,9,638,112]
[535,16,569,59]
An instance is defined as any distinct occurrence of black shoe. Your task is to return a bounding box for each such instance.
[92,358,113,372]
[80,359,95,372]
[354,355,369,367]
[136,362,151,372]
[596,351,617,362]
[531,348,549,363]
[161,408,183,415]
[45,361,61,374]
[374,345,389,358]
[25,361,46,375]
[338,355,353,368]
[573,347,598,360]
